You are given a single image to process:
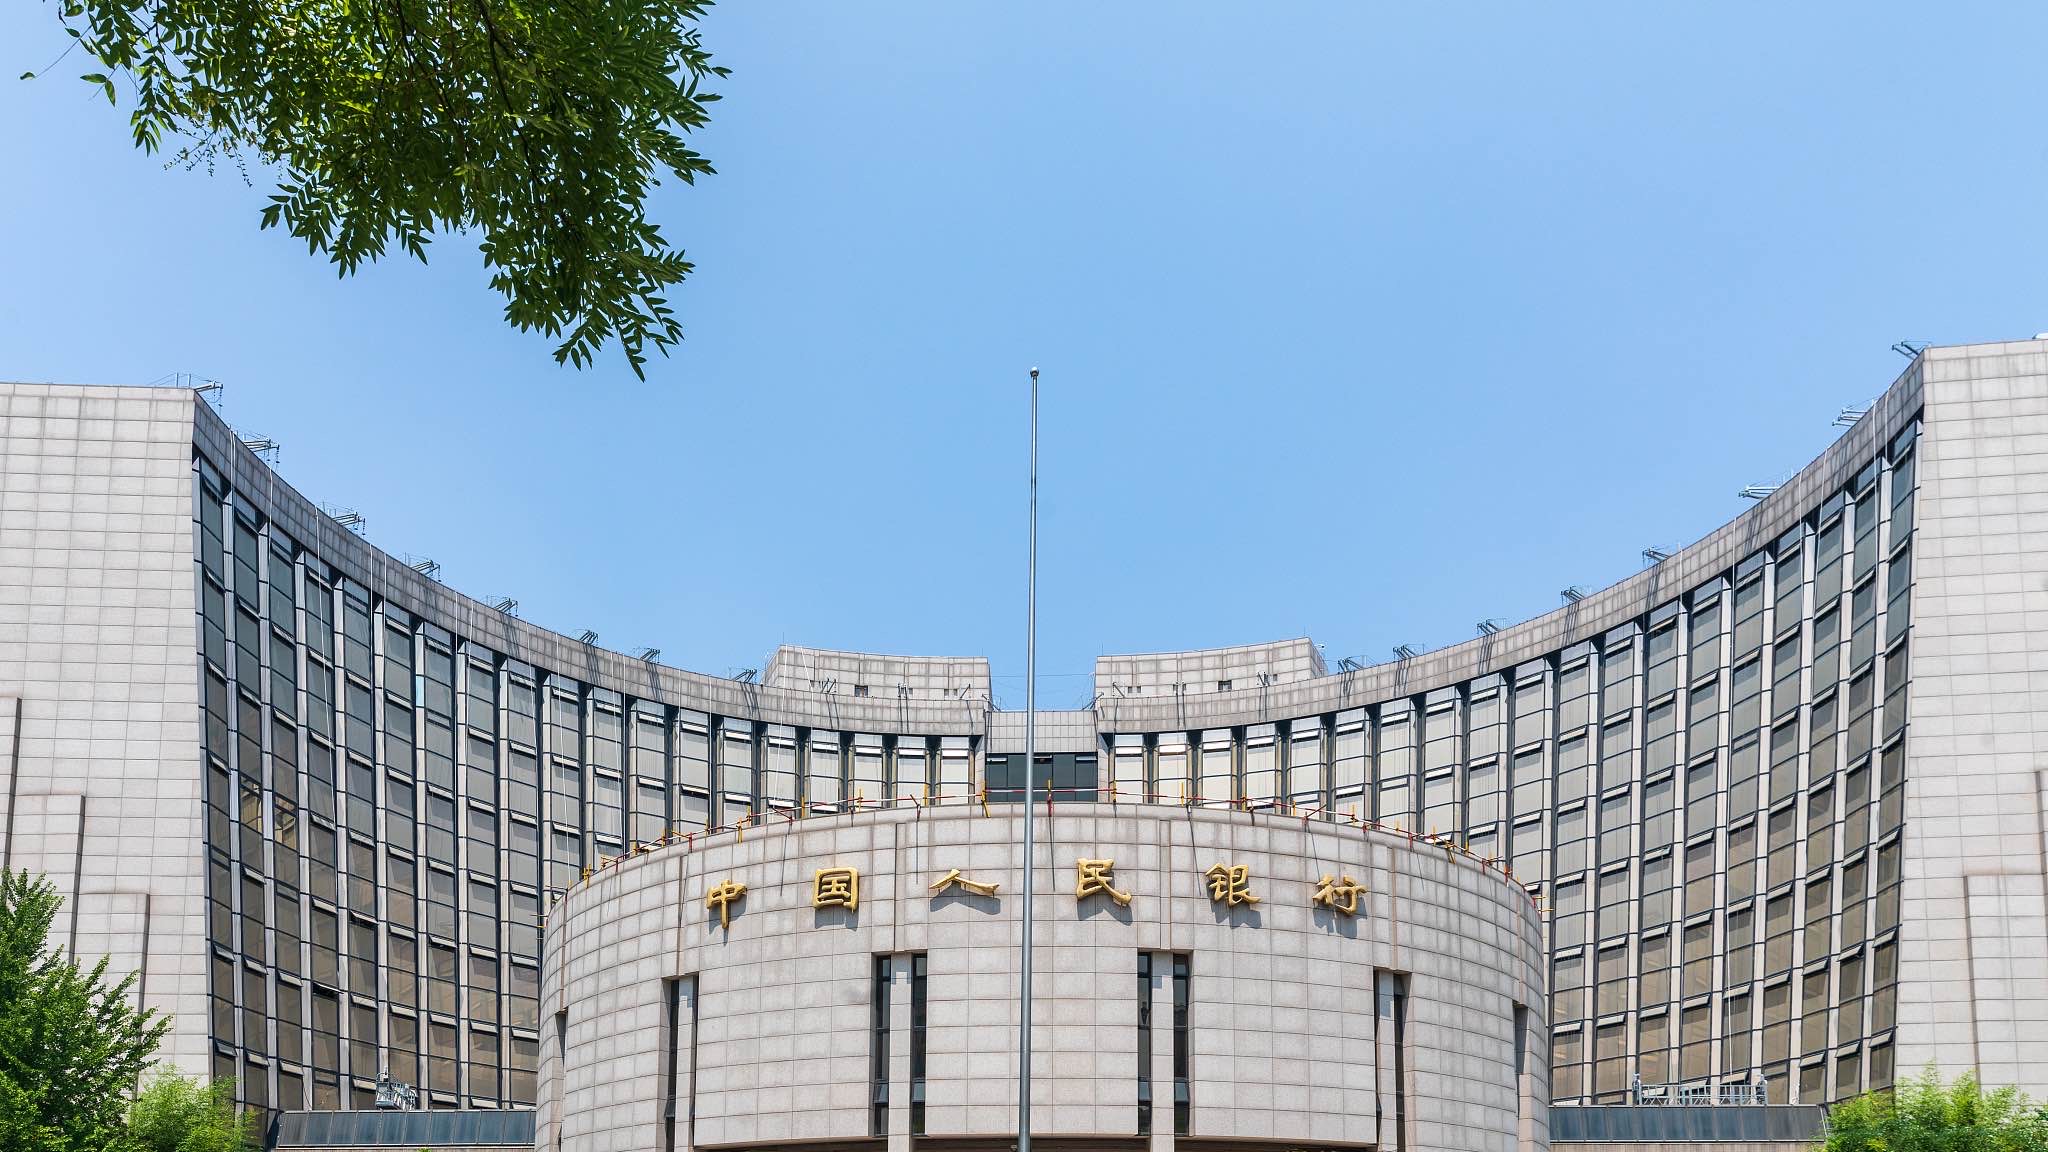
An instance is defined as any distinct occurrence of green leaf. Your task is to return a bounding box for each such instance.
[0,869,170,1147]
[42,0,728,377]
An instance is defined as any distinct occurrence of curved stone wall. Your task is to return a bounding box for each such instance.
[537,804,1547,1152]
[171,342,1926,1114]
[171,349,1924,1112]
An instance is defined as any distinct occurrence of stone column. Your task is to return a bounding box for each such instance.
[1374,971,1408,1152]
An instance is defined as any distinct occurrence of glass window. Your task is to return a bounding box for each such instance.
[1287,723,1325,809]
[1557,736,1590,808]
[1773,545,1804,636]
[1196,730,1234,807]
[1728,820,1759,904]
[1559,663,1592,732]
[936,738,974,806]
[465,660,498,735]
[1690,597,1724,678]
[1331,711,1366,811]
[1244,726,1280,806]
[1556,804,1590,879]
[716,720,754,819]
[1726,903,1757,987]
[1469,686,1503,760]
[1734,575,1766,655]
[1597,793,1632,866]
[1375,708,1414,832]
[1640,850,1674,929]
[1601,646,1634,717]
[1512,677,1548,747]
[676,713,712,822]
[762,726,799,812]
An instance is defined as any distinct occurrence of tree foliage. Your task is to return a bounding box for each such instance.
[124,1071,256,1152]
[0,868,170,1150]
[1824,1069,2048,1152]
[33,0,729,378]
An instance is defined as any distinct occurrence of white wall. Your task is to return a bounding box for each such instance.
[541,804,1548,1152]
[0,383,209,1074]
[1900,341,2048,1092]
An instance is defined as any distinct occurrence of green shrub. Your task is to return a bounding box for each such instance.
[1823,1068,2048,1152]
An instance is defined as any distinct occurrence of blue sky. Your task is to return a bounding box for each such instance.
[4,3,2045,707]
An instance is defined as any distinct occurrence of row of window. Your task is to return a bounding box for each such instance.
[191,417,1918,1111]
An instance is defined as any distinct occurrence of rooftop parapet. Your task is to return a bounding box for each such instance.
[761,643,991,700]
[1094,636,1327,700]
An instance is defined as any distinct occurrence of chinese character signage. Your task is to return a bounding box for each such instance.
[813,867,860,910]
[1074,858,1133,906]
[929,868,999,897]
[1203,863,1260,907]
[1311,874,1363,916]
[705,878,746,929]
[695,856,1370,936]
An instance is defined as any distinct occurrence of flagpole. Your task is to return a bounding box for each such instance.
[1018,366,1039,1152]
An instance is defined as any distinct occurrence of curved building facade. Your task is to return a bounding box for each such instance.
[535,806,1545,1152]
[1,338,2045,1129]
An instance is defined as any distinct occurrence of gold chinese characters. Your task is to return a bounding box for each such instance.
[705,878,747,929]
[699,860,1368,934]
[1312,874,1364,916]
[1203,863,1259,906]
[929,868,999,897]
[1075,858,1133,906]
[813,866,860,910]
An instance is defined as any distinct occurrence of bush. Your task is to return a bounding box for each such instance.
[124,1072,256,1152]
[1823,1068,2048,1152]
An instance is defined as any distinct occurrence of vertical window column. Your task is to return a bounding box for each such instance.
[870,953,924,1139]
[1375,970,1408,1152]
[1513,1004,1531,1137]
[910,954,927,1136]
[870,954,892,1138]
[1171,953,1191,1137]
[1137,953,1153,1135]
[1135,950,1185,1137]
[660,976,695,1152]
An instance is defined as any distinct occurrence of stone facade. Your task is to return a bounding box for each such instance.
[538,805,1547,1152]
[1897,343,2048,1085]
[0,383,210,1075]
[2,337,2047,1121]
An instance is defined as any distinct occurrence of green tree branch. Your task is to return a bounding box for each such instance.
[32,0,728,379]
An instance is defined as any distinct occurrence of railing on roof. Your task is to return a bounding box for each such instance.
[1631,1072,1770,1106]
[1551,1102,1826,1144]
